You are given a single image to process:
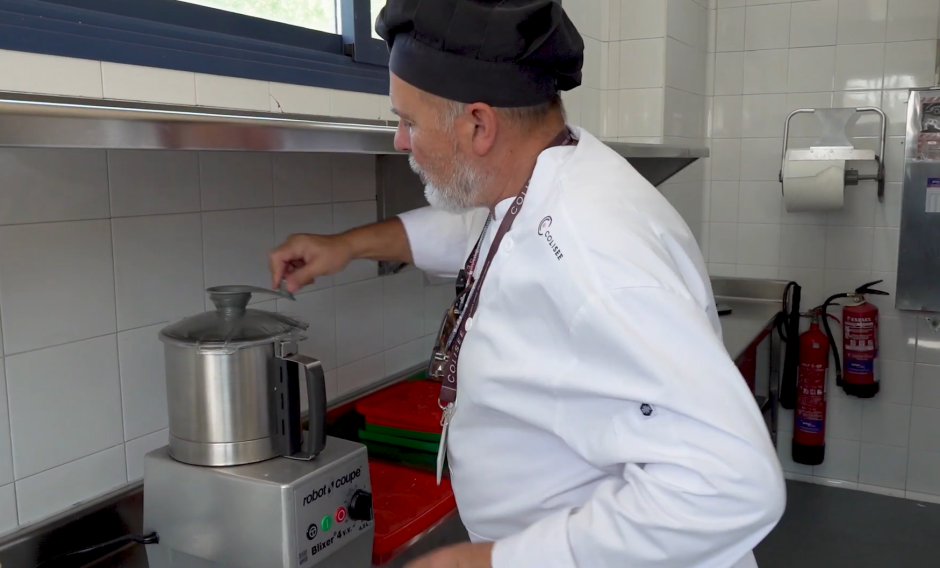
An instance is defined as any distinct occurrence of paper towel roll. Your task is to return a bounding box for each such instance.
[782,159,846,212]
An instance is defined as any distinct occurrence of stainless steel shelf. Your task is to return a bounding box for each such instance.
[605,140,708,159]
[0,92,400,154]
[0,92,707,177]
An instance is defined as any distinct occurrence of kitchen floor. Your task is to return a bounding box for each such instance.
[754,480,940,567]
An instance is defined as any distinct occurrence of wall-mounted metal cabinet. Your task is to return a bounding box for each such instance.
[897,87,940,312]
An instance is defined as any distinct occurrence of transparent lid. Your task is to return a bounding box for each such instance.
[159,285,308,354]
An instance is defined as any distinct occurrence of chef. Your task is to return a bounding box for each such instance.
[269,0,786,567]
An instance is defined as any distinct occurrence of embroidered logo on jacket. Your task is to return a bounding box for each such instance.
[538,216,552,235]
[537,216,564,260]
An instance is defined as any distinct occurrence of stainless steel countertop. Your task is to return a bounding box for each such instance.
[712,276,787,362]
[718,298,781,361]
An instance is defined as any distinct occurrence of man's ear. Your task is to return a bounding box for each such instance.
[465,103,499,157]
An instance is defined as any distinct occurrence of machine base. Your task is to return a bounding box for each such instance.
[144,436,373,568]
[145,537,372,568]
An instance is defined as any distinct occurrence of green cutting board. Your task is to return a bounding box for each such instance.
[358,429,439,453]
[363,422,441,442]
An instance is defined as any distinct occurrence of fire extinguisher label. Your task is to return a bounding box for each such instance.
[796,416,823,433]
[844,313,877,384]
[794,362,826,445]
[846,359,874,374]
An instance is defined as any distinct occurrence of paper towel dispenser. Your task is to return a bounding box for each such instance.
[778,107,887,211]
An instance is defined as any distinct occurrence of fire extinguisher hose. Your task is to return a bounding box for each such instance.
[820,293,849,387]
[777,281,801,409]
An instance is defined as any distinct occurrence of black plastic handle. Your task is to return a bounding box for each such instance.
[855,279,890,296]
[778,281,801,410]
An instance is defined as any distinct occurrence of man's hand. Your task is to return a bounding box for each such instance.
[269,233,354,293]
[269,218,414,293]
[404,542,494,568]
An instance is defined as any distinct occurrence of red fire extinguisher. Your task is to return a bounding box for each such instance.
[792,308,834,466]
[820,280,889,399]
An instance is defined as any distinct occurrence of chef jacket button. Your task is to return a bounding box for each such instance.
[466,317,474,330]
[503,238,514,252]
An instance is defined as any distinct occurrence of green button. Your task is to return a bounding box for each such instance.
[321,515,332,531]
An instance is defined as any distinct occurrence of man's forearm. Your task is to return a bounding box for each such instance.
[340,217,414,265]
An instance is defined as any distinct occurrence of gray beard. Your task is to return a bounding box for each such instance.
[409,154,485,215]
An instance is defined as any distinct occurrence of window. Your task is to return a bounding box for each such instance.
[176,0,339,34]
[0,0,390,95]
[370,0,386,39]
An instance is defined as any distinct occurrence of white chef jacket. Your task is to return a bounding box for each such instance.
[397,126,786,568]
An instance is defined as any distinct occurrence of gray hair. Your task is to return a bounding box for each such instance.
[441,94,566,129]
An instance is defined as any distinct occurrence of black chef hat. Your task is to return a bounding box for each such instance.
[375,0,584,108]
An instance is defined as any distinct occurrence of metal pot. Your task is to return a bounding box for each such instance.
[159,285,327,467]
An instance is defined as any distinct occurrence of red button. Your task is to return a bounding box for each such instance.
[335,507,347,523]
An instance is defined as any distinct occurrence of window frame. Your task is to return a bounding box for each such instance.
[0,0,390,95]
[341,0,389,67]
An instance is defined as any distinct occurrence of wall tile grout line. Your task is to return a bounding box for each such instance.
[106,202,129,472]
[904,321,921,492]
[198,152,210,304]
[270,151,277,246]
[97,61,105,100]
[2,356,16,525]
[0,202,364,229]
[12,442,125,485]
[3,328,136,359]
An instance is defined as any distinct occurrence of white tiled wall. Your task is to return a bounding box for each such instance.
[640,0,940,500]
[561,0,694,144]
[0,147,450,535]
[570,0,710,145]
[597,0,712,247]
[10,0,938,536]
[564,1,712,249]
[0,0,615,534]
[0,0,612,537]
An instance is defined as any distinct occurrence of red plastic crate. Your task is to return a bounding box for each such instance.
[735,327,771,394]
[356,380,443,434]
[370,459,457,565]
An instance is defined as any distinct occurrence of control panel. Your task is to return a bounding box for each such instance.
[293,457,373,567]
